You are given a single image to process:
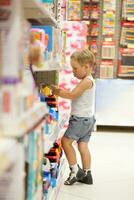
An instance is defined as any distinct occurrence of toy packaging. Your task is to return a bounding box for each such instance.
[100,60,114,78]
[67,0,81,21]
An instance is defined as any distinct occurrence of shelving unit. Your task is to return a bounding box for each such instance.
[117,0,134,78]
[23,0,58,26]
[0,138,24,200]
[32,59,62,72]
[0,102,48,137]
[0,0,67,200]
[46,156,67,200]
[93,0,134,128]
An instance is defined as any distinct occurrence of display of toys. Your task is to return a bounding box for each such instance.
[100,60,114,78]
[45,142,62,163]
[43,142,63,199]
[89,40,98,54]
[101,41,115,59]
[27,29,46,67]
[82,4,90,20]
[41,86,52,96]
[120,21,134,48]
[118,0,134,77]
[43,105,59,135]
[67,0,81,21]
[91,5,99,20]
[30,28,46,46]
[103,0,116,10]
[102,10,116,36]
[122,0,134,21]
[45,95,58,108]
[49,107,59,121]
[90,22,99,36]
[42,157,51,195]
[50,163,58,188]
[118,48,134,76]
[33,26,62,60]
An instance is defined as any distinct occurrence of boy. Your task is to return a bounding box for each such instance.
[51,48,96,185]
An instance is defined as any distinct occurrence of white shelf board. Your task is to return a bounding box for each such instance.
[23,0,57,26]
[32,59,62,72]
[0,102,48,138]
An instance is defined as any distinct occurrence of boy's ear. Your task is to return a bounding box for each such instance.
[85,63,89,68]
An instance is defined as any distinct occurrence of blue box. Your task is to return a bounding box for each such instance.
[33,26,53,52]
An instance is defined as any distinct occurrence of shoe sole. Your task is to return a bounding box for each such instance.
[78,179,93,184]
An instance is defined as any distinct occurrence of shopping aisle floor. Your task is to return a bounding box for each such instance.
[57,131,134,200]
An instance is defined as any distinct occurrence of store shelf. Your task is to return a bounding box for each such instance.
[0,138,24,200]
[44,113,68,154]
[32,59,62,72]
[118,74,134,78]
[45,157,67,200]
[0,102,48,138]
[23,0,58,27]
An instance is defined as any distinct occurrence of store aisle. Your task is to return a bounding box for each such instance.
[57,132,134,200]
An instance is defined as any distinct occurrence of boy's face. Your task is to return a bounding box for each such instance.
[71,59,88,79]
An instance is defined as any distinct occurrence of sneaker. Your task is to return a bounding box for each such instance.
[78,170,93,185]
[64,165,85,185]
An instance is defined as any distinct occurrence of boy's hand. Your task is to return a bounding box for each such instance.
[50,85,60,96]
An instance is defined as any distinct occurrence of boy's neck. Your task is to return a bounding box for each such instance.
[87,71,92,76]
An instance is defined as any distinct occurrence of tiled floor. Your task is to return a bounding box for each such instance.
[57,131,134,200]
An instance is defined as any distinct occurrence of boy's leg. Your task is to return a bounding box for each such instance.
[78,141,93,184]
[78,141,91,169]
[61,136,77,165]
[61,136,85,185]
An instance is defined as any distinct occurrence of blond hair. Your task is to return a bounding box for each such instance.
[71,48,95,68]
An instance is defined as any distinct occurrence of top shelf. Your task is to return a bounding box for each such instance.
[23,0,58,27]
[32,59,62,72]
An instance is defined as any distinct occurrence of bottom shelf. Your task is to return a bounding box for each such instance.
[43,156,67,200]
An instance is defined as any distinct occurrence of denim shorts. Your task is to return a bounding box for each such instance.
[64,115,96,142]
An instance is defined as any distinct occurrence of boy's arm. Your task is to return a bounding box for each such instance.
[51,78,93,100]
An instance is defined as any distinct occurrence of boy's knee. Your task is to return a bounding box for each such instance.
[61,136,73,148]
[78,143,88,153]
